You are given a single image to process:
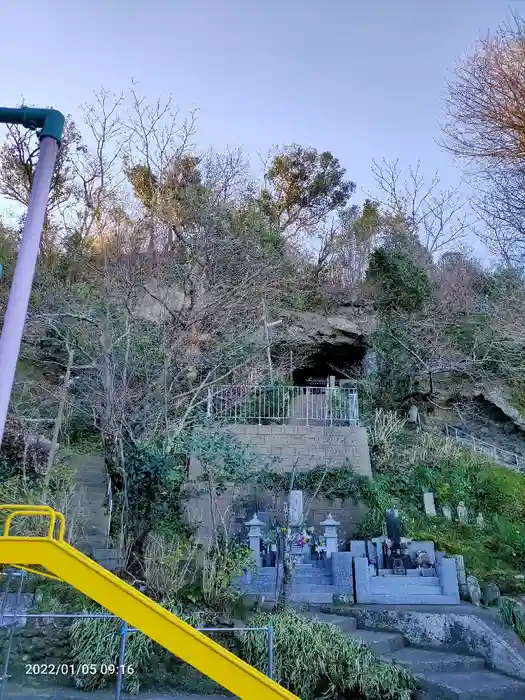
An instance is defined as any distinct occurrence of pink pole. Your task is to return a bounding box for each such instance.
[0,136,59,446]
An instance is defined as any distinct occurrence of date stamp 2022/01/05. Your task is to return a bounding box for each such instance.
[25,663,135,676]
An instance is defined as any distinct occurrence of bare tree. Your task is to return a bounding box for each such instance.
[371,159,470,254]
[441,14,525,266]
[442,14,525,163]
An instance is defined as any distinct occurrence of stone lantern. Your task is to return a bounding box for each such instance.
[321,513,340,559]
[245,513,264,568]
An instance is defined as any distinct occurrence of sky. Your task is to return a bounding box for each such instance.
[1,0,523,255]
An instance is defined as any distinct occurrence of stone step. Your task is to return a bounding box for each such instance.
[256,574,332,583]
[378,569,434,577]
[416,669,525,700]
[291,584,335,593]
[94,547,119,560]
[374,575,440,586]
[256,570,331,578]
[383,647,485,673]
[304,612,357,632]
[306,612,404,653]
[289,591,333,603]
[370,584,442,595]
[365,594,459,605]
[346,629,405,654]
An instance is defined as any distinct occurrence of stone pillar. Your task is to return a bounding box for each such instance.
[437,557,460,604]
[454,554,468,599]
[289,490,304,527]
[245,514,264,568]
[321,513,340,559]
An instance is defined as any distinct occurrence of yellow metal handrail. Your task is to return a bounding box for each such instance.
[0,504,65,540]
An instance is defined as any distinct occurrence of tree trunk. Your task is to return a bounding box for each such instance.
[43,347,74,490]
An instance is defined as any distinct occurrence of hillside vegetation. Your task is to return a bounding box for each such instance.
[3,13,525,697]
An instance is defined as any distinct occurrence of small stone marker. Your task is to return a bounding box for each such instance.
[466,575,482,606]
[482,582,500,606]
[475,512,485,529]
[442,505,452,521]
[457,501,468,524]
[423,491,437,517]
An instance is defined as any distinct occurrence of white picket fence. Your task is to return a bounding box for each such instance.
[206,385,359,425]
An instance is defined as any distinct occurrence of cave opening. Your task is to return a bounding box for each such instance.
[292,343,367,386]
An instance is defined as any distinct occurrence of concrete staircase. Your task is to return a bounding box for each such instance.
[242,562,336,603]
[70,453,119,570]
[305,612,525,700]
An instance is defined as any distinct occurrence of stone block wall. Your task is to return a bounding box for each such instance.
[185,424,372,544]
[0,625,73,686]
[227,424,372,475]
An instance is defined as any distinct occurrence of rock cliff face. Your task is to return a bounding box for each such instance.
[133,283,525,445]
[134,282,375,376]
[280,309,375,348]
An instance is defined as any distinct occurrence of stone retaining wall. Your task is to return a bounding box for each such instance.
[185,424,372,545]
[227,424,371,475]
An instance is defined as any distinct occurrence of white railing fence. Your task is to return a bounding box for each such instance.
[445,424,525,472]
[207,385,359,426]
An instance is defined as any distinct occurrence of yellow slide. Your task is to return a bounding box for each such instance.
[0,505,298,700]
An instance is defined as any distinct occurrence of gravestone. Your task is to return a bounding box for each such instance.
[384,509,411,574]
[482,582,501,606]
[457,501,468,524]
[467,575,482,606]
[289,490,303,527]
[423,492,437,517]
[442,505,452,521]
[476,512,485,529]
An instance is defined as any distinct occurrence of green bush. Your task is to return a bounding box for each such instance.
[69,602,205,694]
[240,610,417,700]
[32,580,92,613]
[499,597,525,642]
[367,244,430,313]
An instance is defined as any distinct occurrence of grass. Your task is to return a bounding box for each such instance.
[240,610,417,700]
[358,429,525,594]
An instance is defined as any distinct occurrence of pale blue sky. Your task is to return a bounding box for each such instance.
[1,0,523,252]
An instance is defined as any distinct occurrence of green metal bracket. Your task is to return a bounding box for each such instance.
[0,107,65,144]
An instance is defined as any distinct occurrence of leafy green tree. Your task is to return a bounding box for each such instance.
[366,236,431,313]
[259,145,354,235]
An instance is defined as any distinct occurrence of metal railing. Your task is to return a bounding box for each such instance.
[106,477,113,548]
[445,424,525,472]
[207,385,359,425]
[0,605,274,700]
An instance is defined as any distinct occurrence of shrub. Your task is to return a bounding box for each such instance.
[69,602,204,694]
[499,597,525,642]
[142,532,198,600]
[240,611,417,700]
[32,580,91,613]
[367,409,407,463]
[201,538,256,610]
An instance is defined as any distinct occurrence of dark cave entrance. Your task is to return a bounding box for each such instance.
[292,343,367,386]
